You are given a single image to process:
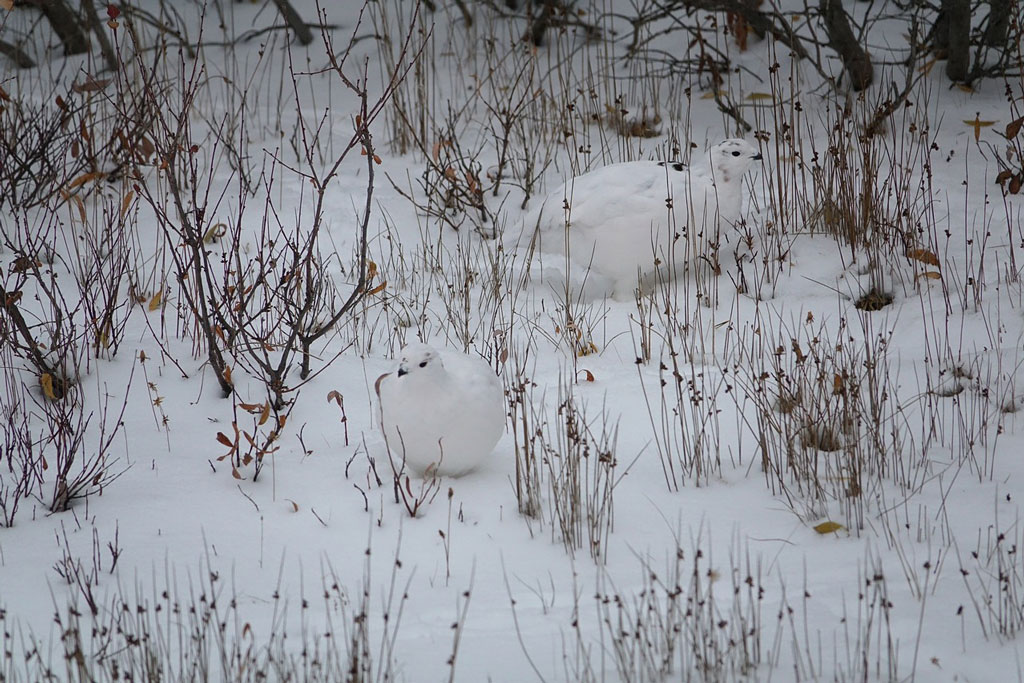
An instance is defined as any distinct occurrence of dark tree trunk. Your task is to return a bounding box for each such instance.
[820,0,873,91]
[526,0,556,46]
[984,0,1010,47]
[30,0,90,55]
[0,39,35,68]
[270,0,313,46]
[943,0,970,81]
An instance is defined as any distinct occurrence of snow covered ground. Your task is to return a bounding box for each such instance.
[1,0,1023,680]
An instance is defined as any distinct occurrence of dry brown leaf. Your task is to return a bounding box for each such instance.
[11,255,40,273]
[148,291,162,311]
[231,466,243,480]
[223,366,233,384]
[918,271,942,280]
[814,521,844,534]
[905,247,940,266]
[69,171,104,189]
[258,402,270,426]
[0,0,12,13]
[286,499,299,512]
[747,92,775,102]
[216,432,234,447]
[1011,176,1022,194]
[138,136,155,160]
[72,76,111,93]
[367,281,387,295]
[1007,116,1024,140]
[120,191,134,219]
[72,195,86,222]
[578,369,595,382]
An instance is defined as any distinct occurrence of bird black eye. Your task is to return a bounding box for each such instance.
[419,361,428,368]
[732,151,741,157]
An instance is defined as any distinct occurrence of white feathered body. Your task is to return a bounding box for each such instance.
[520,139,759,296]
[377,345,505,477]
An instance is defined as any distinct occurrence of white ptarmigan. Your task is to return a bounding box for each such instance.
[375,343,505,477]
[520,138,762,297]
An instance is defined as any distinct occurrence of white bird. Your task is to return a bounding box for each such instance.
[518,138,762,297]
[376,343,505,477]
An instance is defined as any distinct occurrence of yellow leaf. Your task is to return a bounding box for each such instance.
[813,521,844,534]
[964,115,997,142]
[203,222,227,243]
[700,90,723,100]
[40,373,58,400]
[148,291,162,311]
[746,92,775,102]
[918,271,942,280]
[905,248,940,266]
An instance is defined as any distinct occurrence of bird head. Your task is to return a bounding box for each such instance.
[708,138,763,180]
[396,343,442,378]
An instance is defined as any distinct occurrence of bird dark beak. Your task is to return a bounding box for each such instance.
[753,152,763,161]
[397,367,408,377]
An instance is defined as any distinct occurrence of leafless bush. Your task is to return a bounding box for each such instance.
[582,533,763,681]
[36,371,132,513]
[958,506,1024,642]
[509,369,620,562]
[0,345,42,527]
[8,541,408,682]
[730,312,920,530]
[635,294,729,490]
[509,345,543,523]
